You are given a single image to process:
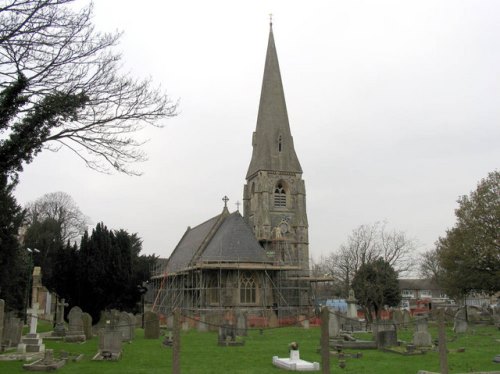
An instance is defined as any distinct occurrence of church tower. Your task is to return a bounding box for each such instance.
[243,23,309,272]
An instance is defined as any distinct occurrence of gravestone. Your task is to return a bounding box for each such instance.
[22,348,66,371]
[268,310,278,328]
[393,309,403,327]
[236,311,247,336]
[453,308,468,333]
[197,314,208,332]
[118,312,134,341]
[135,313,143,328]
[144,311,160,339]
[218,323,244,346]
[3,313,23,347]
[377,330,398,348]
[0,299,4,348]
[18,303,45,353]
[93,327,122,361]
[181,321,189,331]
[328,311,340,337]
[402,310,411,328]
[372,321,396,347]
[346,289,358,319]
[413,317,432,347]
[82,313,93,340]
[65,306,86,342]
[52,298,68,337]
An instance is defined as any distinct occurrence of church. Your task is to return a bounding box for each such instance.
[151,23,312,323]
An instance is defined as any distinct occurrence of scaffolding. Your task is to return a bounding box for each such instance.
[149,236,313,323]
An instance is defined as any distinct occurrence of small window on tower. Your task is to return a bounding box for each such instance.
[274,182,286,207]
[278,135,282,152]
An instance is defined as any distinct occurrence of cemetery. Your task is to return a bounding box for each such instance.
[1,296,500,373]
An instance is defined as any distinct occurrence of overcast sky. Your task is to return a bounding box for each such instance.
[14,0,500,265]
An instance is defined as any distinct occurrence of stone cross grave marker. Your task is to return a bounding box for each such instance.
[28,302,41,334]
[53,298,68,337]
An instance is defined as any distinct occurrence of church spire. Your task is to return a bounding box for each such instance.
[245,23,302,179]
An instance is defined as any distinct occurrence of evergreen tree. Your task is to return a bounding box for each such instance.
[352,258,401,321]
[0,174,28,311]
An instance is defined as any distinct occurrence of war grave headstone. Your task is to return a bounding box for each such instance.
[117,312,134,342]
[453,308,468,333]
[93,323,122,361]
[3,312,23,347]
[144,311,160,339]
[52,298,68,337]
[18,303,45,353]
[64,306,86,342]
[82,312,93,340]
[413,317,432,347]
[23,349,66,371]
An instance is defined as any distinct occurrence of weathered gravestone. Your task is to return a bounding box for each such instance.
[22,348,66,371]
[93,325,122,361]
[372,321,397,348]
[236,311,248,336]
[328,311,341,338]
[0,299,4,349]
[393,309,403,327]
[144,311,160,339]
[52,298,68,337]
[218,323,244,346]
[118,312,134,342]
[3,313,23,347]
[453,308,468,333]
[82,313,93,340]
[135,313,143,328]
[402,310,411,328]
[65,306,86,342]
[413,317,432,347]
[268,310,279,328]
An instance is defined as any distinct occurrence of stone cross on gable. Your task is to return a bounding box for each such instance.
[222,195,229,208]
[235,201,241,212]
[27,302,42,334]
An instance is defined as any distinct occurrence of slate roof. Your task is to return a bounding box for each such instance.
[166,210,272,274]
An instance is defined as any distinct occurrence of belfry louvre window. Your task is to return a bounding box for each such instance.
[274,183,286,207]
[240,272,256,304]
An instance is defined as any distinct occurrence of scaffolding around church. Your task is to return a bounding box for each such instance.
[148,241,315,326]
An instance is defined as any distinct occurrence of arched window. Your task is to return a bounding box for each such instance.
[208,277,220,304]
[274,182,286,207]
[240,272,256,304]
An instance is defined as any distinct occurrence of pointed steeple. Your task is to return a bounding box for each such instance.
[246,24,302,179]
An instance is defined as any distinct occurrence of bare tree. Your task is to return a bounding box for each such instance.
[0,0,177,178]
[326,222,417,295]
[25,191,89,242]
[419,248,442,282]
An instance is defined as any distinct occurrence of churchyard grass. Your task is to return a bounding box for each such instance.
[2,323,499,373]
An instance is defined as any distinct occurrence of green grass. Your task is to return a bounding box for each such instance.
[2,322,499,373]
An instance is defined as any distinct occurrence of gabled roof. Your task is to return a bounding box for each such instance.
[246,24,302,179]
[166,210,272,274]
